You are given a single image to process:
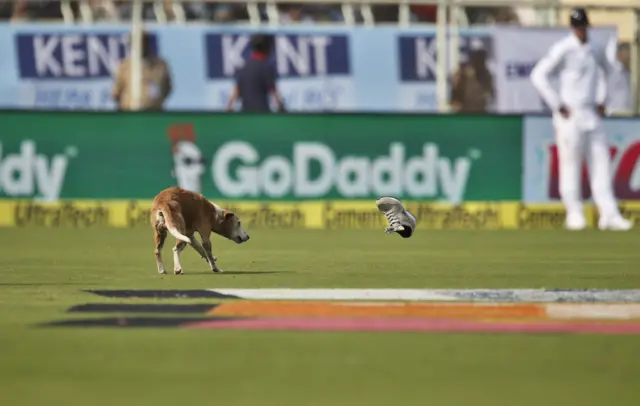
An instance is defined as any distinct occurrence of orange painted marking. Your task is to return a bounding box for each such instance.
[207,301,546,319]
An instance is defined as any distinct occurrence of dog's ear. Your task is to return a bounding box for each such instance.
[222,210,235,222]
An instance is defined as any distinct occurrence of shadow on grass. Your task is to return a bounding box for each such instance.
[183,271,291,276]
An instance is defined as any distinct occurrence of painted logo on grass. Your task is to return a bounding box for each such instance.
[43,294,640,335]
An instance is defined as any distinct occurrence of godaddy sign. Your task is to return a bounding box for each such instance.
[213,141,475,202]
[0,112,522,201]
[0,140,76,201]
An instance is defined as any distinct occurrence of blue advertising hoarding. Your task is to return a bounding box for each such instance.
[0,24,492,111]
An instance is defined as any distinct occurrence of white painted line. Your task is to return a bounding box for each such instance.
[209,289,458,301]
[546,304,640,320]
[206,289,640,303]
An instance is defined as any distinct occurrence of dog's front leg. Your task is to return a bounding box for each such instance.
[190,237,219,271]
[201,234,223,273]
[189,238,210,262]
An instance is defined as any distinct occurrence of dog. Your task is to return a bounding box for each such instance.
[151,186,250,275]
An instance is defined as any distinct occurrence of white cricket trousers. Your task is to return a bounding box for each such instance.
[553,108,621,220]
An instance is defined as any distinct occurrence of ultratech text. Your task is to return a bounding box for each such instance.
[224,204,305,228]
[14,201,109,227]
[127,201,151,227]
[410,204,501,229]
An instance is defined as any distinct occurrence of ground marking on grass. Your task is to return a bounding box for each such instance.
[65,302,640,320]
[184,317,640,335]
[68,303,217,313]
[84,289,640,302]
[84,289,240,299]
[545,304,640,320]
[209,302,640,320]
[207,289,640,303]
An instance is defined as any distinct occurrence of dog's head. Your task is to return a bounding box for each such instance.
[216,210,250,244]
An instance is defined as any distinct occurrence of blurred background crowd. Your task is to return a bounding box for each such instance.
[0,0,518,24]
[0,0,635,115]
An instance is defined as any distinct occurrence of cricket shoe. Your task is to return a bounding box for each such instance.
[565,212,587,231]
[598,216,633,231]
[376,197,417,238]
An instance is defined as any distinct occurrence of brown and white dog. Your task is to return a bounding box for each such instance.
[151,186,250,275]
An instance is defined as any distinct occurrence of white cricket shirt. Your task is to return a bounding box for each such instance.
[530,34,607,111]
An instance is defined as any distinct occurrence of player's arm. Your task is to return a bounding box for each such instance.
[449,69,464,112]
[485,71,495,107]
[265,64,285,112]
[226,70,241,112]
[271,90,286,112]
[530,42,566,114]
[149,61,172,109]
[226,86,239,112]
[596,65,608,116]
[596,37,618,115]
[603,35,620,74]
[160,61,173,103]
[112,60,126,109]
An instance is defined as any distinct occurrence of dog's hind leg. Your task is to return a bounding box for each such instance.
[173,240,188,275]
[153,222,168,275]
[151,213,167,274]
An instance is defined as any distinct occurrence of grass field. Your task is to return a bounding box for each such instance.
[1,227,640,406]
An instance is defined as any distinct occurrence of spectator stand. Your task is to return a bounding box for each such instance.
[6,0,639,113]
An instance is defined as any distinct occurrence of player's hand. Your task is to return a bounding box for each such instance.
[597,104,606,117]
[558,106,570,118]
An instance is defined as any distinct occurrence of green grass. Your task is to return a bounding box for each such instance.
[1,227,640,406]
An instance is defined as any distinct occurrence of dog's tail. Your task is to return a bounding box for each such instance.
[154,204,191,244]
[167,224,191,244]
